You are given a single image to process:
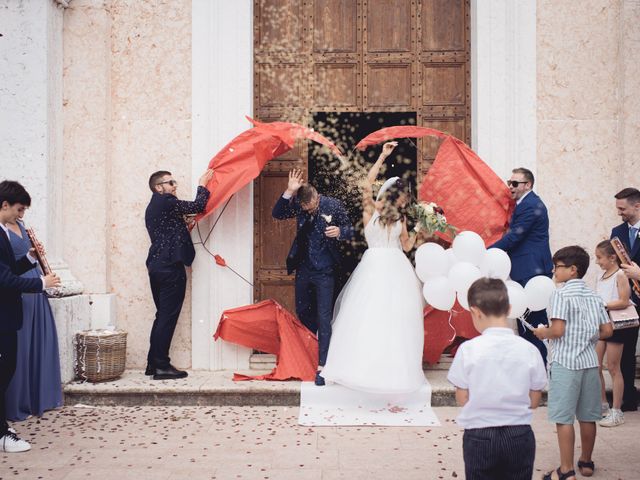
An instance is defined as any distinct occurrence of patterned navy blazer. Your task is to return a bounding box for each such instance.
[272,194,354,275]
[145,186,210,273]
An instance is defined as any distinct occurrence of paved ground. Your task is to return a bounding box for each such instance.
[2,406,638,479]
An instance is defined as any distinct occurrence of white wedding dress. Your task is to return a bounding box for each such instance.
[321,211,426,393]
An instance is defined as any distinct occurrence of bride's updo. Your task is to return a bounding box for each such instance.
[376,178,409,227]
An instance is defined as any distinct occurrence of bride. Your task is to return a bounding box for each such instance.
[320,142,426,393]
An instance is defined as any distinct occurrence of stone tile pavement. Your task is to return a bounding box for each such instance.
[2,405,639,479]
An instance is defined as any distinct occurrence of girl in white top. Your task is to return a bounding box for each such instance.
[594,240,632,427]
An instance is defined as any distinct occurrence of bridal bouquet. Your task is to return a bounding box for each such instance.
[409,201,457,238]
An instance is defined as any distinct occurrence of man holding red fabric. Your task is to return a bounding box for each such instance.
[490,168,553,364]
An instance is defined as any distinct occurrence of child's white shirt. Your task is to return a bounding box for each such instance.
[447,327,547,429]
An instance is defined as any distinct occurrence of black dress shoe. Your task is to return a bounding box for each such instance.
[152,365,188,380]
[314,371,325,386]
[145,364,154,376]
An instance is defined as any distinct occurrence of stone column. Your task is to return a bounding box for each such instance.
[471,0,537,179]
[0,0,91,382]
[191,0,253,370]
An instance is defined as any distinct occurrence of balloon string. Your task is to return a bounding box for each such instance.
[447,309,456,342]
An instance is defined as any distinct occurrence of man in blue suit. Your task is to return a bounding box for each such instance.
[490,168,553,363]
[0,181,60,453]
[145,169,213,380]
[610,187,640,411]
[273,169,354,385]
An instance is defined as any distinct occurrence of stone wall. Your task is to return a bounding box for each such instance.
[63,0,192,368]
[537,0,640,283]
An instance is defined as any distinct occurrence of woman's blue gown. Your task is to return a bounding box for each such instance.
[5,221,63,421]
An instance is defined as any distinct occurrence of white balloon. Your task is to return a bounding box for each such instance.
[457,290,470,310]
[505,280,528,319]
[452,230,487,266]
[479,248,512,280]
[524,275,556,311]
[415,242,449,281]
[445,248,458,271]
[448,261,482,294]
[423,276,456,311]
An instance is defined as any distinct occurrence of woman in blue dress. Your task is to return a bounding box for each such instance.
[5,212,62,420]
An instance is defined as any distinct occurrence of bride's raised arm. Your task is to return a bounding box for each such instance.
[362,141,397,225]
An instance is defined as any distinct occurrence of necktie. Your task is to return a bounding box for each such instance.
[630,226,638,250]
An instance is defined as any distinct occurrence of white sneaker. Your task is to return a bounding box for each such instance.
[0,431,31,453]
[600,410,624,427]
[601,402,611,418]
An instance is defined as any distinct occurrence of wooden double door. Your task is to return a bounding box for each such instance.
[253,0,471,312]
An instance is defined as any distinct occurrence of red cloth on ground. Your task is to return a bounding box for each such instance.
[213,299,318,381]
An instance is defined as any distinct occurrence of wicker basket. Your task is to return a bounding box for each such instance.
[74,329,127,382]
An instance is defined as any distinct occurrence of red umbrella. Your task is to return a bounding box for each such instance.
[355,126,448,150]
[195,118,343,222]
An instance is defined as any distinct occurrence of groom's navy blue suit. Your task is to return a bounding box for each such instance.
[0,226,42,438]
[610,221,640,410]
[273,194,354,366]
[491,191,553,363]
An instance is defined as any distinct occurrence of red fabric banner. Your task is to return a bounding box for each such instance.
[195,118,343,223]
[419,136,514,246]
[214,300,318,382]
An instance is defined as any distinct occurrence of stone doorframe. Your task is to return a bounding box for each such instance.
[190,0,536,370]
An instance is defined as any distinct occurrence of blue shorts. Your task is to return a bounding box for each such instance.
[548,363,601,424]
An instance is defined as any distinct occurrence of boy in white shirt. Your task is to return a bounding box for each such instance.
[448,277,547,480]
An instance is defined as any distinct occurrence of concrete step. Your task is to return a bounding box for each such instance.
[64,369,460,407]
[63,368,630,409]
[249,353,455,371]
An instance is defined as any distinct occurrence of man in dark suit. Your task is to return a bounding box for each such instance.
[490,168,553,363]
[145,169,213,380]
[610,187,640,411]
[0,180,59,453]
[273,169,354,385]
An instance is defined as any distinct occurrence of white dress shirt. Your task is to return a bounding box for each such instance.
[447,327,547,429]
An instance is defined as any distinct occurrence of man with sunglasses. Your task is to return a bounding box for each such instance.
[490,168,553,363]
[144,169,213,380]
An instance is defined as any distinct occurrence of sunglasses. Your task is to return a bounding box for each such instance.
[157,180,178,187]
[507,180,529,188]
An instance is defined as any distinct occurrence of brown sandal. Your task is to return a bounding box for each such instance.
[542,467,576,480]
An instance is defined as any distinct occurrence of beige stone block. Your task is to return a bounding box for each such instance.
[537,0,621,120]
[537,119,621,282]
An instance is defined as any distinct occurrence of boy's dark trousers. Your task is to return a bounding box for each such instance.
[463,425,535,480]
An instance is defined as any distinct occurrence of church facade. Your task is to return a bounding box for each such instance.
[1,0,638,376]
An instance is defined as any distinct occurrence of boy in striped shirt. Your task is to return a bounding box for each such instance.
[534,246,613,480]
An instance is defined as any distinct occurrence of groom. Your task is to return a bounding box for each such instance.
[272,169,354,385]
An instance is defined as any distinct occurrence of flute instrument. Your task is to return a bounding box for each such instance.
[610,236,640,296]
[24,225,53,275]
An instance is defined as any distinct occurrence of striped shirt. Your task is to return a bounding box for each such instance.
[548,279,609,370]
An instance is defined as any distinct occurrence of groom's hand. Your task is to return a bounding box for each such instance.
[285,169,304,196]
[324,226,340,238]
